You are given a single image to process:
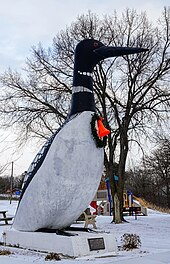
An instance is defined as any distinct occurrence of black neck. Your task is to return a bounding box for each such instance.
[73,69,93,90]
[69,70,95,117]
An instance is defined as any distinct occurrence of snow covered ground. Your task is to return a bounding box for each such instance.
[0,199,170,263]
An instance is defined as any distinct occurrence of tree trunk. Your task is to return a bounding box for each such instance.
[114,193,122,223]
[167,186,170,208]
[105,124,129,223]
[106,163,124,223]
[116,128,129,222]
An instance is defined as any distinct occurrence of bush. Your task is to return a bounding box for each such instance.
[45,252,61,261]
[0,250,12,255]
[121,233,141,250]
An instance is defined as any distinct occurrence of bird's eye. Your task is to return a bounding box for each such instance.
[93,42,98,48]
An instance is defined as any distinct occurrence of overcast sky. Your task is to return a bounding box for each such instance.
[0,0,169,72]
[0,0,169,175]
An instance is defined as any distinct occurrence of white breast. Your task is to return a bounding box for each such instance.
[13,111,104,231]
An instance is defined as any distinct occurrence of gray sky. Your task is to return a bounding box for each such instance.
[0,0,169,175]
[0,0,169,72]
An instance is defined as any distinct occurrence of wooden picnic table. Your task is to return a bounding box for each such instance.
[0,210,14,225]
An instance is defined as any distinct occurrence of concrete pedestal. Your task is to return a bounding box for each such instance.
[4,229,117,258]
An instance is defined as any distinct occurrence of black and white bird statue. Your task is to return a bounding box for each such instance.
[13,39,148,231]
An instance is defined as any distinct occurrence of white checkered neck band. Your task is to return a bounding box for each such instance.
[72,86,93,94]
[78,71,93,77]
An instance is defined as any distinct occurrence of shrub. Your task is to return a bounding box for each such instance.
[121,233,141,250]
[45,252,61,261]
[0,250,12,255]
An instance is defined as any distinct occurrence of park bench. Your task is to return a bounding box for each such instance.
[83,212,97,229]
[0,211,14,225]
[76,208,97,229]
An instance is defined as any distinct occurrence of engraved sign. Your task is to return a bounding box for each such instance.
[88,237,105,251]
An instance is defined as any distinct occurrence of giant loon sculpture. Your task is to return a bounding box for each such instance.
[13,39,147,231]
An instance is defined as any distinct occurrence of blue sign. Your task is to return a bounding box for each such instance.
[114,175,119,182]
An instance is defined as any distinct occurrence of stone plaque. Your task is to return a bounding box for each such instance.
[88,237,105,251]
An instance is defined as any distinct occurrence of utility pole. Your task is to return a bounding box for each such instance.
[10,161,14,204]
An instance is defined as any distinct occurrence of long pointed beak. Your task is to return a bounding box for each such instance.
[94,46,149,59]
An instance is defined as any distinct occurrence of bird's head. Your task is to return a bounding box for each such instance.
[74,38,148,73]
[70,39,148,117]
[74,39,105,73]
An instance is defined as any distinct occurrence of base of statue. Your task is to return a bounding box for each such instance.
[4,228,117,258]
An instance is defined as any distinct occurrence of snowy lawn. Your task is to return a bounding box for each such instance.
[0,199,170,263]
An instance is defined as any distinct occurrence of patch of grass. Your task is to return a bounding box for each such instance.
[134,196,170,214]
[0,196,19,201]
[148,204,170,214]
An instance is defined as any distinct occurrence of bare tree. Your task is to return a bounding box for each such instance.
[128,137,170,209]
[144,138,170,208]
[0,176,11,193]
[0,8,170,222]
[93,8,170,222]
[125,166,158,203]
